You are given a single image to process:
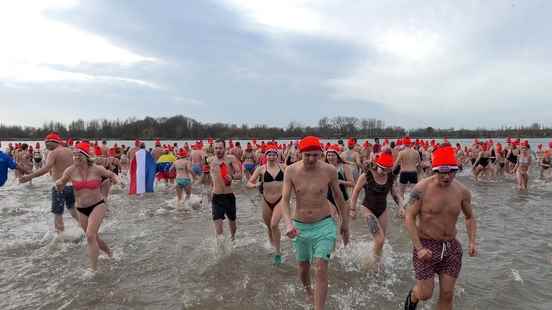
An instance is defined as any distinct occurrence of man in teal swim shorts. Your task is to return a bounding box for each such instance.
[281,136,350,310]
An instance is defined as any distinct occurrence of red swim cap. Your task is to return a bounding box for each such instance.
[403,136,412,146]
[45,132,64,144]
[76,142,91,158]
[432,146,458,172]
[264,144,278,154]
[326,144,341,153]
[375,151,394,169]
[299,136,322,153]
[155,139,161,147]
[177,148,188,158]
[347,138,356,147]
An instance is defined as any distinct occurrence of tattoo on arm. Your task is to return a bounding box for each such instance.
[404,190,423,208]
[367,214,380,235]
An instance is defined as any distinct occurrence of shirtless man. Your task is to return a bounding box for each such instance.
[128,140,141,163]
[173,148,193,207]
[403,145,477,310]
[20,133,79,234]
[393,137,421,205]
[152,139,163,161]
[281,136,350,310]
[341,138,362,182]
[190,143,206,184]
[210,140,242,241]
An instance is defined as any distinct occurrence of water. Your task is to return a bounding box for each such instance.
[1,162,552,309]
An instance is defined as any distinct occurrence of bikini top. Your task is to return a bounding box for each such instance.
[519,156,530,165]
[73,179,102,191]
[263,166,284,183]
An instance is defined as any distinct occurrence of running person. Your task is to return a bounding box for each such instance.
[350,150,401,268]
[393,137,420,202]
[325,144,354,217]
[246,144,286,264]
[403,145,477,310]
[242,143,257,181]
[55,142,121,271]
[281,136,350,310]
[210,140,242,241]
[20,133,79,234]
[173,148,193,207]
[514,141,532,190]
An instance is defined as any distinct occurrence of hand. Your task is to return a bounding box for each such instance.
[286,223,299,239]
[468,242,477,257]
[416,247,432,262]
[340,225,350,246]
[398,207,405,218]
[19,175,31,184]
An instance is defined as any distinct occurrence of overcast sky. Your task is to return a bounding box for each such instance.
[1,0,550,129]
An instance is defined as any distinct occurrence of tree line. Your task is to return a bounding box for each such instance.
[0,115,550,140]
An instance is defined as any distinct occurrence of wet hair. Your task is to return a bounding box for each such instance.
[337,139,344,145]
[235,142,241,147]
[21,143,28,150]
[390,141,396,148]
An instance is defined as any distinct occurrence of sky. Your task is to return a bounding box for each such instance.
[1,0,551,129]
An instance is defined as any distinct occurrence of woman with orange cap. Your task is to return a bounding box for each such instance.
[514,141,532,190]
[172,148,193,207]
[472,143,493,182]
[246,144,286,265]
[55,142,122,271]
[350,149,400,269]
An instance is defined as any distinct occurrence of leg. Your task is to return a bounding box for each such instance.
[175,186,183,205]
[85,206,107,271]
[214,219,224,236]
[270,205,283,255]
[262,204,274,244]
[228,220,237,241]
[437,273,458,310]
[363,208,384,259]
[410,278,435,304]
[184,185,192,200]
[313,258,329,310]
[298,261,314,304]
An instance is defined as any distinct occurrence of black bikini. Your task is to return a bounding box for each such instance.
[262,166,284,210]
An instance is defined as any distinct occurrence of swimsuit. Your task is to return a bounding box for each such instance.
[191,163,203,176]
[399,171,418,185]
[77,200,105,217]
[362,171,394,218]
[292,215,336,262]
[413,238,463,280]
[212,193,236,221]
[73,176,104,217]
[176,177,192,187]
[262,166,284,209]
[327,165,349,207]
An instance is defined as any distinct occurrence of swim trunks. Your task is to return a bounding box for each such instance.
[399,171,418,185]
[244,163,256,174]
[191,163,203,176]
[176,177,192,188]
[292,216,336,262]
[212,193,236,221]
[51,186,75,214]
[413,238,462,280]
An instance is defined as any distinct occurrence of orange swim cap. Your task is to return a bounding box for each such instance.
[375,151,394,169]
[299,136,322,153]
[432,146,458,172]
[76,142,91,158]
[45,132,64,144]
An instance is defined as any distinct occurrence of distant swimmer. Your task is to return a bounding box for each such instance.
[20,133,79,234]
[55,142,121,271]
[473,142,493,182]
[350,150,401,269]
[173,148,193,207]
[210,140,242,241]
[403,145,477,310]
[514,141,532,190]
[281,136,350,310]
[33,143,43,169]
[242,143,257,181]
[393,137,420,205]
[246,144,286,265]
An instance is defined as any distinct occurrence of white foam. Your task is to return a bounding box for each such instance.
[511,269,524,284]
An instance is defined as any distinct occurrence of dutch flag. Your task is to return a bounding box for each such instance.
[129,149,156,195]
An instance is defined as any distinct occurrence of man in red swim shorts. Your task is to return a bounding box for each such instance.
[403,144,478,310]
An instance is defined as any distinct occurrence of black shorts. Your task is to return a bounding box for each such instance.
[399,171,418,185]
[212,193,236,221]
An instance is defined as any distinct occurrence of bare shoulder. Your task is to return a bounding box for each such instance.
[453,179,470,196]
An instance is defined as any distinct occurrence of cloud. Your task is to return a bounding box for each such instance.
[1,0,551,129]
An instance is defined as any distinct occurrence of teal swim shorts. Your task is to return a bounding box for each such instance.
[292,216,336,262]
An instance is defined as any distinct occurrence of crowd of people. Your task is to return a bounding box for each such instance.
[1,133,551,310]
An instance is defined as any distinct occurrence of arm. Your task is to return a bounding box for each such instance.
[231,156,242,180]
[350,173,367,216]
[99,165,120,184]
[461,189,477,256]
[392,152,402,172]
[246,166,263,189]
[281,167,298,238]
[341,165,355,188]
[55,167,72,192]
[403,185,425,250]
[22,152,56,181]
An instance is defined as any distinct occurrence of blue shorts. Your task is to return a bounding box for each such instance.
[292,216,336,262]
[176,177,192,188]
[51,186,75,215]
[192,163,203,176]
[244,163,256,174]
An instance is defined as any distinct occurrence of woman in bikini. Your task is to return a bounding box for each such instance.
[514,141,532,190]
[55,142,121,271]
[246,144,286,265]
